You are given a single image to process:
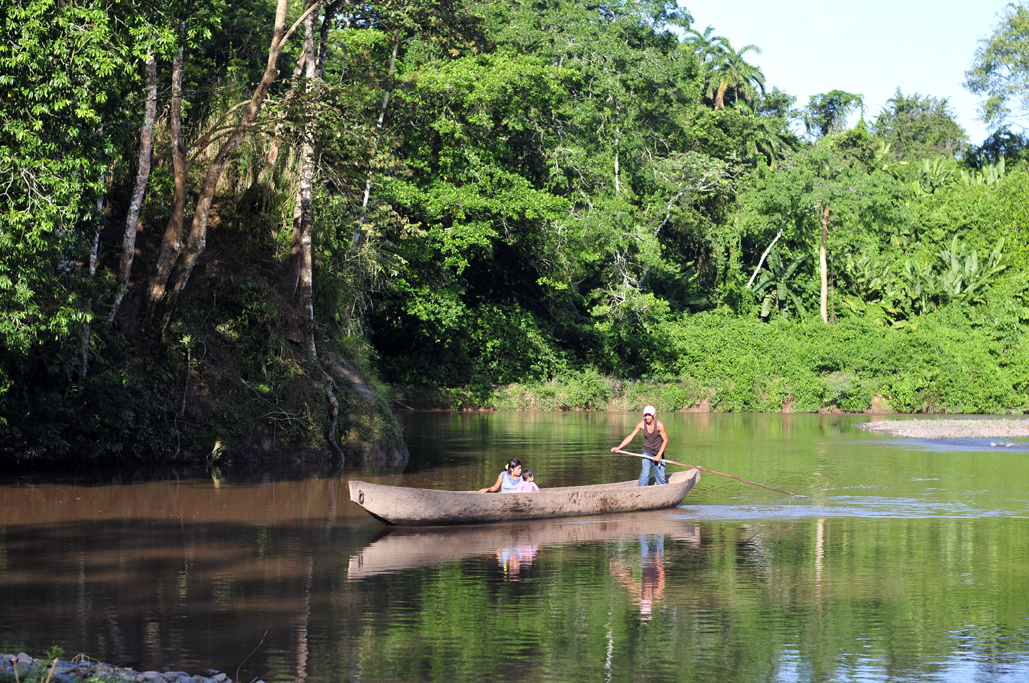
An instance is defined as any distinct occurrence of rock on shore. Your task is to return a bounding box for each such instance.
[0,653,259,683]
[858,418,1029,440]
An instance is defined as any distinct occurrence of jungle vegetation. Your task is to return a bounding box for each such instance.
[2,0,1029,462]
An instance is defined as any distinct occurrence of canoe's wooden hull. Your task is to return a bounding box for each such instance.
[347,469,700,526]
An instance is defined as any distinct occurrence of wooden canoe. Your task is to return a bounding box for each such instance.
[348,510,702,579]
[347,469,700,526]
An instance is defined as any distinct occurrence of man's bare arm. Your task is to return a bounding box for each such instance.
[611,421,644,452]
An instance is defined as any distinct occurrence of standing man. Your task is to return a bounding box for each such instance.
[612,406,668,486]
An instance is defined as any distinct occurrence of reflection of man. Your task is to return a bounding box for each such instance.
[611,406,668,486]
[610,535,666,622]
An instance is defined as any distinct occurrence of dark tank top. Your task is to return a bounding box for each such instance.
[643,420,664,454]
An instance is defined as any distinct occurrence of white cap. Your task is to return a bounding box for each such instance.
[643,405,656,416]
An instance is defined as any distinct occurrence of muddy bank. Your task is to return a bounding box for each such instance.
[858,418,1029,439]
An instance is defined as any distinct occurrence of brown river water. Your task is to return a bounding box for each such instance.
[2,412,1029,682]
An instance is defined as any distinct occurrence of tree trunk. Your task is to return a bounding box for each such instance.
[296,1,341,359]
[820,204,829,324]
[613,115,620,195]
[317,1,341,73]
[146,47,187,320]
[89,180,103,277]
[267,2,341,189]
[165,0,320,315]
[352,32,400,251]
[111,54,157,323]
[614,151,619,195]
[294,0,318,360]
[289,1,319,300]
[82,168,105,378]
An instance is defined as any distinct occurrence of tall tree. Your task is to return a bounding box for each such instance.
[871,89,968,161]
[110,54,157,323]
[290,0,324,361]
[967,127,1029,167]
[804,90,864,138]
[965,2,1029,128]
[0,0,126,388]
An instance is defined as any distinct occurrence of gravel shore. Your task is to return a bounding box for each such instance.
[0,653,255,683]
[857,418,1029,440]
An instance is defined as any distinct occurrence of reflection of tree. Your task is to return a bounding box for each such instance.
[292,552,314,683]
[496,545,539,581]
[815,518,825,616]
[610,535,666,622]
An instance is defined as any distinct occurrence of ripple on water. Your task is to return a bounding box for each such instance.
[673,499,1021,520]
[866,437,1029,453]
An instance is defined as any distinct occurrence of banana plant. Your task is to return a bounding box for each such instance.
[984,156,1007,184]
[912,158,954,195]
[938,237,1007,302]
[895,258,940,316]
[958,157,1006,186]
[842,250,896,302]
[752,249,807,319]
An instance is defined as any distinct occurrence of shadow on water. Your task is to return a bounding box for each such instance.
[0,458,410,488]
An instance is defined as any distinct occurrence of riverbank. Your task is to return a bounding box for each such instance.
[395,376,895,415]
[857,418,1029,439]
[0,653,248,683]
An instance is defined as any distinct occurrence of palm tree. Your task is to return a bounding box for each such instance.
[685,30,765,110]
[685,26,729,109]
[716,41,765,108]
[735,102,791,167]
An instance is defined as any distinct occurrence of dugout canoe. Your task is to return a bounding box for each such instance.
[347,468,700,526]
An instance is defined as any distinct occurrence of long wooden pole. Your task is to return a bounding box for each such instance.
[615,450,794,496]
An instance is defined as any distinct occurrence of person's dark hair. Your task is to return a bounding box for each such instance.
[505,459,522,471]
[522,470,534,480]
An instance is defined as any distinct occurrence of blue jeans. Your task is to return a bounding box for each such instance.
[638,452,666,486]
[639,534,665,564]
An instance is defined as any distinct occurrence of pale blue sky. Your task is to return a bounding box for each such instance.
[680,0,1013,144]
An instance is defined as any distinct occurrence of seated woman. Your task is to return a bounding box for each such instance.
[479,459,524,493]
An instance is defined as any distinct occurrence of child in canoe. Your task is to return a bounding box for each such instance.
[519,470,540,493]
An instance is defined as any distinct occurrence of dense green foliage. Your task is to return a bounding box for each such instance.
[2,0,1029,462]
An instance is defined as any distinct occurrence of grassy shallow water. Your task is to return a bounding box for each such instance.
[1,413,1028,682]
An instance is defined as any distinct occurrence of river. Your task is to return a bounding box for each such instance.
[2,413,1029,682]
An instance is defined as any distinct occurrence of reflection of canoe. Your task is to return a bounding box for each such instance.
[347,469,699,526]
[347,509,701,579]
